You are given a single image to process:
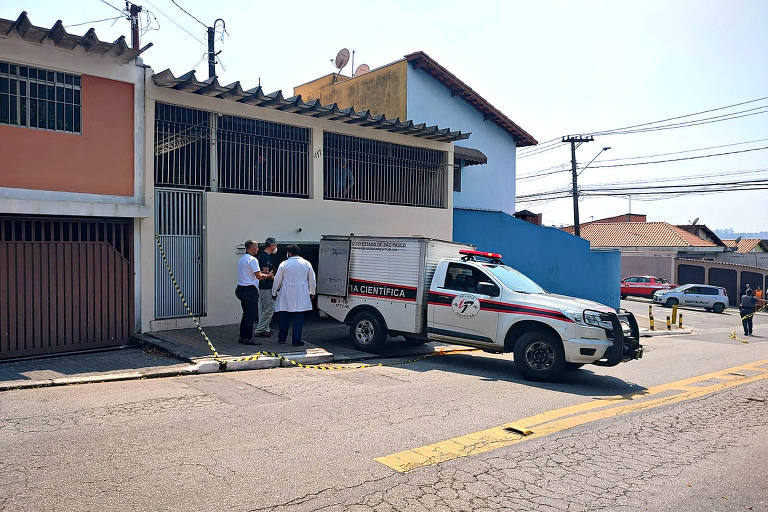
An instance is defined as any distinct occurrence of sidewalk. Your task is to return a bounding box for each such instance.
[139,317,471,371]
[0,347,196,391]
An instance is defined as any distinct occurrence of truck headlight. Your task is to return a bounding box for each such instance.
[583,309,616,329]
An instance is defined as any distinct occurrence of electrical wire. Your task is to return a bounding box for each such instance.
[97,0,125,14]
[144,0,207,46]
[585,95,768,136]
[66,15,125,28]
[591,107,768,136]
[169,0,207,28]
[582,145,768,170]
[594,137,768,163]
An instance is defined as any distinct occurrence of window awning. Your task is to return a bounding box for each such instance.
[454,145,487,166]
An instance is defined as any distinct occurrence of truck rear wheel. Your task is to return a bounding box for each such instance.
[513,330,566,381]
[349,311,387,352]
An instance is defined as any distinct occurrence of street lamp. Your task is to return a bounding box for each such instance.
[577,147,611,176]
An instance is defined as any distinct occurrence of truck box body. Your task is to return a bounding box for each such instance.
[317,236,472,333]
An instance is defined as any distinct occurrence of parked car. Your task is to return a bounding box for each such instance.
[620,276,676,299]
[652,284,728,313]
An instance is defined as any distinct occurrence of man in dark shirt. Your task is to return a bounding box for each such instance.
[255,237,279,337]
[740,289,758,336]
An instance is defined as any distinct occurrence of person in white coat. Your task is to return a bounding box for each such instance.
[271,244,316,346]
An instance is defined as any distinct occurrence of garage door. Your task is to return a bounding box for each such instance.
[0,216,134,359]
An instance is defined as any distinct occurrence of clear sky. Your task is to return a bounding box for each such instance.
[4,0,767,232]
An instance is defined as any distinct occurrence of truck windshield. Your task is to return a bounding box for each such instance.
[484,265,545,294]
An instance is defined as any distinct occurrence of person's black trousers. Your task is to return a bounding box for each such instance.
[235,285,259,340]
[278,311,305,344]
[741,308,754,335]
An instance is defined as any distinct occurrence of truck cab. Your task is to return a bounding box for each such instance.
[317,237,642,381]
[426,250,642,379]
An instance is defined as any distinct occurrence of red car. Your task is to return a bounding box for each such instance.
[621,276,676,299]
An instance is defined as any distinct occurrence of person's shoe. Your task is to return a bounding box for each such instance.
[255,331,272,338]
[291,341,306,347]
[239,338,261,345]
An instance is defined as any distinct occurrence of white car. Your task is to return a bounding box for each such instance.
[653,284,728,313]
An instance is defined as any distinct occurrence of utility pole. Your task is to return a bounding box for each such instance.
[128,3,142,50]
[207,19,226,79]
[562,135,593,237]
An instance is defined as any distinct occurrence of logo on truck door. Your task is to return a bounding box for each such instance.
[451,293,480,318]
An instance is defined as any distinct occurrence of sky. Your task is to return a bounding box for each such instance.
[4,0,767,232]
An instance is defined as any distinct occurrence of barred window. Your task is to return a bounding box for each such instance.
[217,115,310,197]
[324,132,447,208]
[0,61,81,133]
[154,103,211,189]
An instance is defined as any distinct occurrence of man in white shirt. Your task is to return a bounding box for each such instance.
[236,240,274,345]
[271,244,316,346]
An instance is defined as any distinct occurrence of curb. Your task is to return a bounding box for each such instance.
[0,364,200,392]
[640,328,694,337]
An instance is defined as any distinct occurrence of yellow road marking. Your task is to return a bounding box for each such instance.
[374,359,768,472]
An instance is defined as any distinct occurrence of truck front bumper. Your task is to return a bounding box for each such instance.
[563,310,643,366]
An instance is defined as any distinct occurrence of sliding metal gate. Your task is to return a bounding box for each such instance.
[0,216,134,359]
[155,189,204,319]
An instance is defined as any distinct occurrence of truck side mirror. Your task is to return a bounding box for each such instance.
[476,282,500,297]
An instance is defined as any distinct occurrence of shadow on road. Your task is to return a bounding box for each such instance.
[400,351,647,397]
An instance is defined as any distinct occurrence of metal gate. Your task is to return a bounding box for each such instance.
[155,189,204,318]
[0,216,134,359]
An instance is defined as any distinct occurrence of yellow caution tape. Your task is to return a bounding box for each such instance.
[155,235,470,370]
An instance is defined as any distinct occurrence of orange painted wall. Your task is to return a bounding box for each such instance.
[0,75,134,196]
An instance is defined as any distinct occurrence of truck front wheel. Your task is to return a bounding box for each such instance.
[513,330,566,381]
[350,311,387,352]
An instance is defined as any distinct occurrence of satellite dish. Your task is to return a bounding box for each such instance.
[691,217,699,225]
[354,64,370,77]
[735,236,743,243]
[334,48,350,71]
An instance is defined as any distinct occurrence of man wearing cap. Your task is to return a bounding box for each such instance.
[255,237,279,338]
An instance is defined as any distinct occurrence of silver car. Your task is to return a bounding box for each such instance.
[652,284,729,313]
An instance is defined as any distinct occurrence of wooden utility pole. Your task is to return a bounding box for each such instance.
[562,135,593,237]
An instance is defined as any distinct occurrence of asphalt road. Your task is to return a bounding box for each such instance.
[1,306,767,511]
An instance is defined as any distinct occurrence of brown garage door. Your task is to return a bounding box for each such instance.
[0,216,134,359]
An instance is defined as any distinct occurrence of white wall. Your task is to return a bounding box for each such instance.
[141,79,454,331]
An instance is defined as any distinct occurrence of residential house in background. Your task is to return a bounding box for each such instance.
[296,51,623,307]
[0,12,149,359]
[569,216,767,305]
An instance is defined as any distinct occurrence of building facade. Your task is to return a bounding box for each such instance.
[0,13,148,358]
[142,70,466,332]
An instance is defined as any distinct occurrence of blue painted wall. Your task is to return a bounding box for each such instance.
[454,209,622,308]
[406,65,518,216]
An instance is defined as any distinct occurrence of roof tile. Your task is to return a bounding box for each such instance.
[576,222,718,248]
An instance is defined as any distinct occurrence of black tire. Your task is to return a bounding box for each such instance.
[620,294,627,300]
[712,303,725,314]
[566,363,585,370]
[513,330,566,381]
[349,311,387,352]
[665,297,679,308]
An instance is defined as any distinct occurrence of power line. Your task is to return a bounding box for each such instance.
[592,107,768,136]
[144,0,207,46]
[169,0,207,28]
[582,145,768,170]
[66,15,125,28]
[594,137,768,163]
[586,168,768,188]
[97,0,125,14]
[585,95,768,136]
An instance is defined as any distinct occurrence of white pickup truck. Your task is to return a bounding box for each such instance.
[316,236,642,380]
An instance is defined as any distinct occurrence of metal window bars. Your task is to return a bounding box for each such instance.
[0,60,81,133]
[323,132,447,208]
[154,103,310,197]
[217,114,309,197]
